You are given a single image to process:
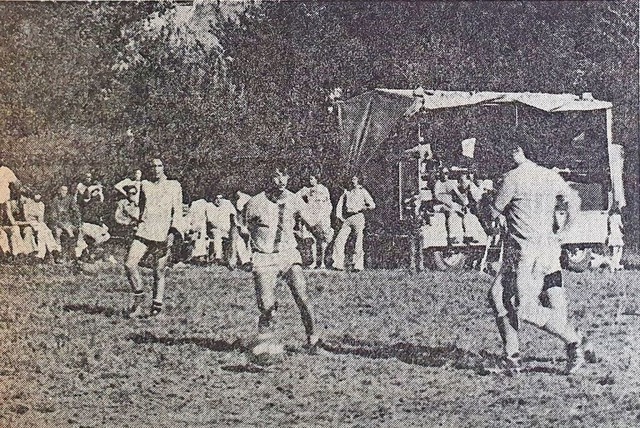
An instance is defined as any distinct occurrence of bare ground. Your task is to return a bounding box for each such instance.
[1,261,639,427]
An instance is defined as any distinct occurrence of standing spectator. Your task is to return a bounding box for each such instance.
[77,185,111,261]
[228,190,252,269]
[607,205,624,271]
[491,137,589,374]
[125,158,183,318]
[115,169,143,204]
[207,194,237,265]
[48,185,82,263]
[185,195,211,264]
[332,175,376,272]
[297,173,333,269]
[22,189,61,261]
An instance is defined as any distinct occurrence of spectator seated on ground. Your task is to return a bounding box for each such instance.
[1,184,36,261]
[21,189,61,262]
[77,184,111,261]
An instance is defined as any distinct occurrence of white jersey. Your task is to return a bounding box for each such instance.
[136,178,183,242]
[244,190,309,254]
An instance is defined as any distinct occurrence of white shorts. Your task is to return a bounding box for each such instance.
[504,238,561,277]
[81,223,110,244]
[252,249,302,275]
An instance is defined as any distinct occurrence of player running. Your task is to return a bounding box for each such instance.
[491,136,591,375]
[243,167,326,356]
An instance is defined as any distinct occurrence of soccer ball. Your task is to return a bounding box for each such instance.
[247,339,285,365]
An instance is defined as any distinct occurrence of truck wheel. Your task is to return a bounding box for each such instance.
[561,248,592,272]
[431,249,468,271]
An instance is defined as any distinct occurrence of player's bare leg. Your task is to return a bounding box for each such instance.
[284,264,315,345]
[309,236,318,269]
[544,274,595,364]
[150,248,170,317]
[253,268,279,342]
[490,271,520,369]
[516,261,585,374]
[318,240,328,269]
[125,239,148,318]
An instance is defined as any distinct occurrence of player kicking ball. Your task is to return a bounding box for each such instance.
[242,167,325,361]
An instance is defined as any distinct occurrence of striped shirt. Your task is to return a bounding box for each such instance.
[244,190,309,254]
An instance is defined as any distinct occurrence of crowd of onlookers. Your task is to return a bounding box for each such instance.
[0,159,334,270]
[0,161,246,267]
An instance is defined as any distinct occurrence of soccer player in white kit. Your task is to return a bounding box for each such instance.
[491,138,589,374]
[243,168,320,354]
[125,158,183,318]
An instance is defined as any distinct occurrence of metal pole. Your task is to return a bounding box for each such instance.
[606,108,613,146]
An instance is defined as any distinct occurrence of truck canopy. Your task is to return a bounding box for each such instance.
[337,87,624,207]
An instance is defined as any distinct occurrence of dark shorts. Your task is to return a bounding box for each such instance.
[134,236,170,258]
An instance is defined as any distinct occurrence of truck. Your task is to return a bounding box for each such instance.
[334,88,626,271]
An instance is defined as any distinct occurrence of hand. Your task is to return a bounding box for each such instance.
[556,231,569,244]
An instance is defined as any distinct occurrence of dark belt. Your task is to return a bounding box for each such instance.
[344,211,362,219]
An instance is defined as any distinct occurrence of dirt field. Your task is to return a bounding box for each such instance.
[1,261,639,427]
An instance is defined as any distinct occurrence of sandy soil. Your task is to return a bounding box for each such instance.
[1,261,639,427]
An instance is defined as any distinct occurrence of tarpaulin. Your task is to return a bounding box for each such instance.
[336,87,623,209]
[338,90,414,172]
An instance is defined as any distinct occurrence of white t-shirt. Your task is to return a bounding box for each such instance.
[244,190,309,254]
[494,160,578,249]
[207,199,237,232]
[0,166,18,204]
[136,178,183,242]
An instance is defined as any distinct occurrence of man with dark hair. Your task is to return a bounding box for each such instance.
[243,167,319,356]
[491,137,590,374]
[125,158,183,318]
[332,174,375,272]
[77,184,111,261]
[48,185,82,263]
[114,185,141,230]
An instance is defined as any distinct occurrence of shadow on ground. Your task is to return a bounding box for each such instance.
[321,335,566,375]
[128,331,244,353]
[63,303,121,317]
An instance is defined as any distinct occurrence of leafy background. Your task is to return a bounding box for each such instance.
[0,1,637,240]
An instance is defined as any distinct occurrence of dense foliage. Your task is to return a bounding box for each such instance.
[0,1,637,234]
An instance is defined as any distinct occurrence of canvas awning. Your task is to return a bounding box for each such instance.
[336,87,623,207]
